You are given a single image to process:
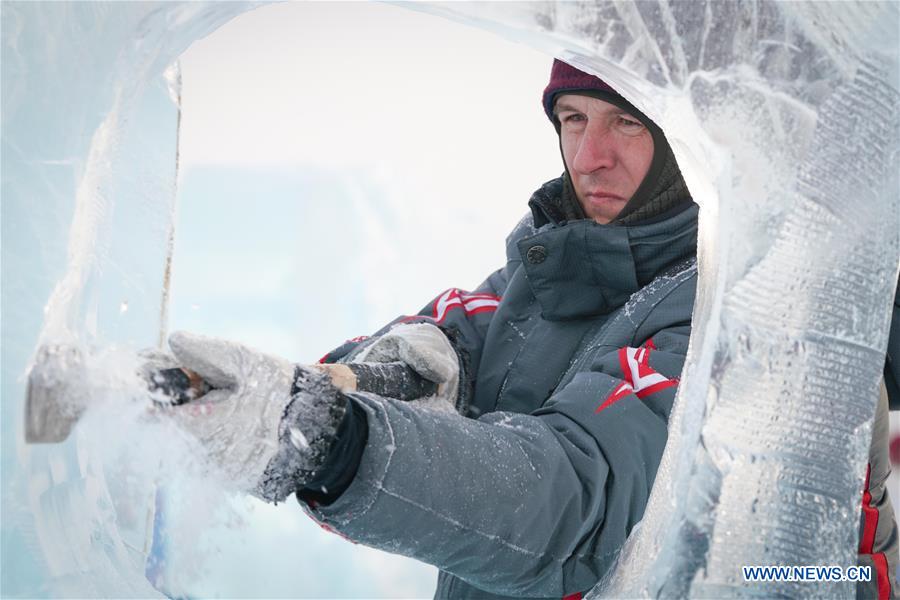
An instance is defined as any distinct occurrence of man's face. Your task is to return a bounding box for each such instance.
[555,94,655,224]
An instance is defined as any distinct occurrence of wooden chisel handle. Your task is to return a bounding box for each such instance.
[312,362,439,401]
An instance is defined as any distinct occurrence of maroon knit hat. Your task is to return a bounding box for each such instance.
[542,59,620,123]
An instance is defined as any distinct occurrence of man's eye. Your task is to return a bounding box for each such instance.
[561,113,585,123]
[617,116,644,129]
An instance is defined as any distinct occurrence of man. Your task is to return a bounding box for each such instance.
[162,60,897,599]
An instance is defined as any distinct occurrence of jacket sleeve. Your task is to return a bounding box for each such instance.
[317,214,534,407]
[317,269,506,366]
[295,215,534,506]
[302,320,690,597]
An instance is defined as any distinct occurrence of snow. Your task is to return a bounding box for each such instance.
[289,427,310,451]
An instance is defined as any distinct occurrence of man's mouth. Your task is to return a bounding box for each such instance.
[585,192,625,202]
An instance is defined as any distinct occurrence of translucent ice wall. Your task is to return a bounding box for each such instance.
[3,1,899,598]
[2,3,256,596]
[416,1,899,596]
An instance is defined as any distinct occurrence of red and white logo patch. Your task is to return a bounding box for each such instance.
[599,382,634,411]
[432,288,501,324]
[595,341,678,413]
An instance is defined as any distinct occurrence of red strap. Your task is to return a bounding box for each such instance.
[562,593,582,600]
[859,464,879,554]
[859,463,890,599]
[873,553,891,600]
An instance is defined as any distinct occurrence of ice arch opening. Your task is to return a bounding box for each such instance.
[2,2,898,598]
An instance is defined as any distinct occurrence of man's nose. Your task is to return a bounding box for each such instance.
[571,124,615,174]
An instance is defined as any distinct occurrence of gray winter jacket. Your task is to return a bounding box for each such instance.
[305,178,897,598]
[307,179,699,598]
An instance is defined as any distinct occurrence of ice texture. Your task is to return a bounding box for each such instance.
[3,1,899,598]
[3,2,256,596]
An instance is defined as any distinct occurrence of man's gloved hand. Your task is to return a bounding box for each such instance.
[353,323,459,409]
[163,331,347,503]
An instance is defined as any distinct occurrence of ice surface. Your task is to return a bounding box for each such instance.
[3,0,899,598]
[2,2,256,596]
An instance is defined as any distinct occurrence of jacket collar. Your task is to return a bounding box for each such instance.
[519,190,698,320]
[528,177,572,228]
